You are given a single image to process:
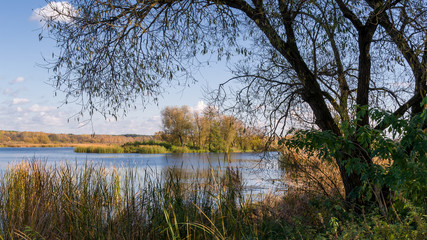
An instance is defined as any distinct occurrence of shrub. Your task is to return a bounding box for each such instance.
[284,101,427,208]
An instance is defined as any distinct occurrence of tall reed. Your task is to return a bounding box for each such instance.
[124,145,169,154]
[1,160,424,239]
[74,145,125,153]
[0,161,265,239]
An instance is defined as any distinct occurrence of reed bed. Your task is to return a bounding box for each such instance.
[74,142,210,154]
[123,141,209,154]
[1,158,423,239]
[169,146,207,154]
[74,145,125,153]
[123,144,169,154]
[0,161,277,240]
[279,148,344,198]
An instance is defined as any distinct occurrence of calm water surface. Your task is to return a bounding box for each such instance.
[0,147,286,194]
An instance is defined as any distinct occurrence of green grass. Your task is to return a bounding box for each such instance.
[74,143,210,154]
[123,140,173,149]
[169,146,207,153]
[75,141,248,154]
[130,145,169,154]
[122,141,209,154]
[74,145,125,153]
[0,161,425,239]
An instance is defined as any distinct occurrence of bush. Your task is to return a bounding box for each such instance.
[170,146,190,153]
[284,101,427,208]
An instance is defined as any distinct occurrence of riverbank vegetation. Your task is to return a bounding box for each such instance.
[74,145,126,154]
[2,104,426,239]
[122,141,206,154]
[73,142,206,154]
[2,0,425,237]
[0,159,425,239]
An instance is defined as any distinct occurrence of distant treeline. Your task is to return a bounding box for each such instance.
[0,130,151,147]
[72,105,273,154]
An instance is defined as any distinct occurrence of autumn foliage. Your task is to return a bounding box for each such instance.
[0,130,151,147]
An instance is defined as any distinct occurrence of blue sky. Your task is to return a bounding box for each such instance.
[0,1,230,135]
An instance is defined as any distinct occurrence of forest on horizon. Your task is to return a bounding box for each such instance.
[0,130,152,147]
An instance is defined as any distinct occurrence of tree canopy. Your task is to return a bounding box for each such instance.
[158,105,265,152]
[42,0,426,205]
[161,106,193,147]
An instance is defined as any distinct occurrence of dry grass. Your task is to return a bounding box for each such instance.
[0,161,267,239]
[280,148,344,199]
[0,143,77,148]
[0,157,423,239]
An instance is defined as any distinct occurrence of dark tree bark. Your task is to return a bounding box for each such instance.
[223,0,373,204]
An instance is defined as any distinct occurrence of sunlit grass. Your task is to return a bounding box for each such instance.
[0,143,76,148]
[0,159,424,239]
[0,161,263,239]
[123,141,209,154]
[74,145,125,153]
[124,144,169,154]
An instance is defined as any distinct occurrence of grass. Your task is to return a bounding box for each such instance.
[0,161,260,239]
[123,140,173,149]
[74,145,125,153]
[122,141,209,154]
[122,144,169,154]
[74,141,247,154]
[0,143,77,148]
[134,145,169,154]
[169,146,207,154]
[0,160,425,239]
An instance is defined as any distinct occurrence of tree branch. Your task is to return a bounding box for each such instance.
[374,93,422,130]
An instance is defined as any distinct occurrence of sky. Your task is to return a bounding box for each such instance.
[0,1,231,135]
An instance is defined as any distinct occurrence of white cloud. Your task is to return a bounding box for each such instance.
[35,114,64,126]
[29,104,57,112]
[191,101,207,113]
[11,77,25,84]
[12,98,30,105]
[17,107,23,112]
[30,2,76,24]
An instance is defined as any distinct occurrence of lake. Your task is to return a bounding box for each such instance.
[0,147,287,195]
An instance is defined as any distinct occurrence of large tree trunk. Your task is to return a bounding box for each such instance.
[228,0,373,206]
[356,27,375,127]
[179,135,184,147]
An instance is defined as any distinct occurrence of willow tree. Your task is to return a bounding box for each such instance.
[161,106,193,147]
[41,0,426,205]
